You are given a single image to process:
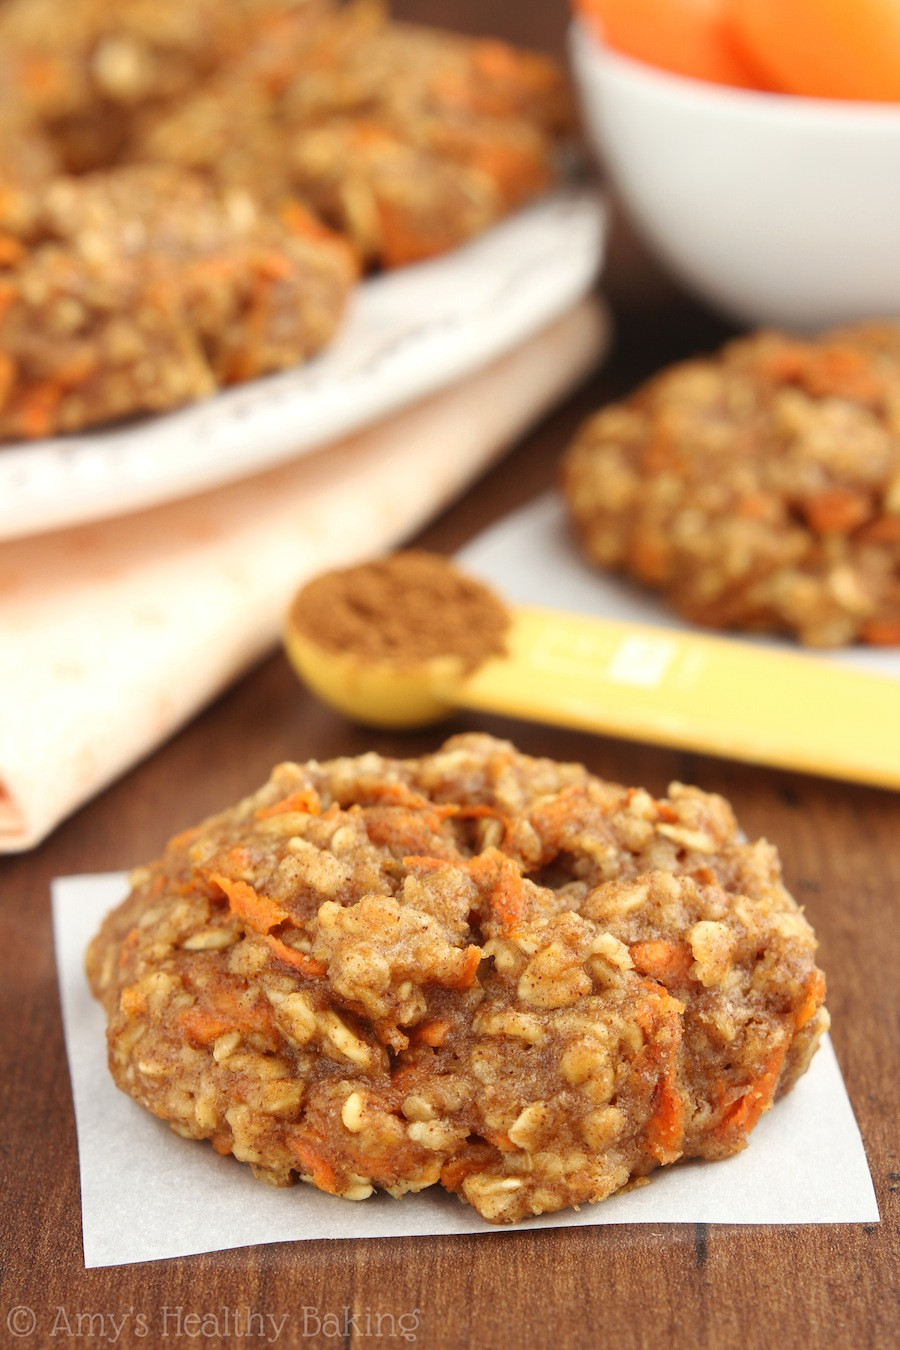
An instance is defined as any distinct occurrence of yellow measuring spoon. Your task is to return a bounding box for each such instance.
[284,563,900,790]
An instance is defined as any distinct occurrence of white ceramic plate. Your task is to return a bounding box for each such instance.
[0,187,605,541]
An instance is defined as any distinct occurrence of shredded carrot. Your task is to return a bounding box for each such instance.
[375,198,459,269]
[401,854,457,872]
[253,249,294,282]
[735,492,778,521]
[439,1148,497,1192]
[431,42,554,119]
[208,872,288,934]
[795,970,826,1030]
[178,986,275,1045]
[429,118,548,200]
[280,201,324,238]
[54,351,99,389]
[117,928,140,973]
[220,845,252,873]
[17,382,63,439]
[291,1137,338,1194]
[415,1018,451,1047]
[753,341,808,383]
[653,799,680,822]
[467,140,549,206]
[800,346,885,403]
[367,782,460,819]
[21,55,65,98]
[646,1075,684,1164]
[348,119,398,152]
[528,784,591,835]
[451,804,515,851]
[119,984,145,1017]
[487,867,526,934]
[427,71,477,112]
[438,1158,474,1191]
[264,934,326,978]
[858,515,900,545]
[442,945,482,990]
[224,281,278,385]
[478,39,560,101]
[186,255,240,284]
[166,824,204,851]
[642,420,677,471]
[472,39,525,83]
[465,851,528,935]
[255,788,321,820]
[483,1129,517,1153]
[365,782,414,805]
[405,848,524,936]
[629,532,671,584]
[179,1007,230,1045]
[860,617,900,645]
[453,803,510,826]
[0,235,24,267]
[758,341,885,403]
[280,200,360,280]
[802,486,872,535]
[635,976,684,1007]
[360,783,460,848]
[143,277,181,308]
[630,940,694,984]
[634,987,686,1163]
[365,810,452,854]
[714,1045,786,1141]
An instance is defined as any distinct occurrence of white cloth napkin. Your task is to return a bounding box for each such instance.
[0,299,608,851]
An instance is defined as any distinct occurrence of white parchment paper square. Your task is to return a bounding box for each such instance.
[53,874,878,1269]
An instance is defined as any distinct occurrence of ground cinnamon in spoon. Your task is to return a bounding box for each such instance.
[289,551,510,673]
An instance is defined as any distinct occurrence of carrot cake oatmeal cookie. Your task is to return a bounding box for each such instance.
[86,734,828,1224]
[563,323,900,646]
[133,3,570,267]
[0,164,356,440]
[0,0,309,171]
[0,1,572,439]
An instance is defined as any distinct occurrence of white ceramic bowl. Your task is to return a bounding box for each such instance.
[570,19,900,330]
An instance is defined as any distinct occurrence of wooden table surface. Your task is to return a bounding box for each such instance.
[1,4,897,1348]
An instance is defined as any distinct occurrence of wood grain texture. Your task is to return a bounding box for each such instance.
[1,3,897,1348]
